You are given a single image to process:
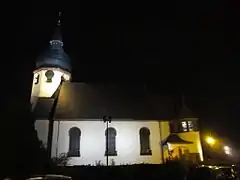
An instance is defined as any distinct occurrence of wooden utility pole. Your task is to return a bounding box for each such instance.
[47,76,65,160]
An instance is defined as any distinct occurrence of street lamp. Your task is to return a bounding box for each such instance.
[103,116,112,166]
[224,145,231,155]
[205,136,216,146]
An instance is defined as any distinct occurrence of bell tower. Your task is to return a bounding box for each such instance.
[31,12,71,106]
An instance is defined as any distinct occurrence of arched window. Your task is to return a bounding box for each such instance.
[105,127,117,156]
[68,127,81,157]
[45,70,54,83]
[139,127,152,155]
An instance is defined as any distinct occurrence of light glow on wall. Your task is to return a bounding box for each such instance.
[178,131,204,161]
[167,143,172,150]
[31,68,70,98]
[51,121,168,166]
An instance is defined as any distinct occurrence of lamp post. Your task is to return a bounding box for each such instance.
[103,116,112,166]
[205,136,216,147]
[224,145,231,155]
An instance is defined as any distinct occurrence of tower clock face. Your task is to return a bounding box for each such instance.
[45,70,54,82]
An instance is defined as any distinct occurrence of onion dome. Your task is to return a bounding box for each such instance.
[36,13,71,72]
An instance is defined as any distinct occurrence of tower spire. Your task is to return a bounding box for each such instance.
[57,11,62,26]
[35,11,71,72]
[51,11,63,44]
[179,94,195,118]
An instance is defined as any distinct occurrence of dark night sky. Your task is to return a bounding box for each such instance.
[8,2,240,146]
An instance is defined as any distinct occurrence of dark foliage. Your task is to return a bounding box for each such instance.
[52,163,188,180]
[52,153,70,166]
[2,101,50,179]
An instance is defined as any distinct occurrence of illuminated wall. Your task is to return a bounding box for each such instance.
[34,118,203,165]
[159,121,171,162]
[31,68,70,103]
[51,120,171,165]
[177,131,204,161]
[159,121,171,140]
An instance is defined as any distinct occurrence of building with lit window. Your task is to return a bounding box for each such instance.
[30,19,203,166]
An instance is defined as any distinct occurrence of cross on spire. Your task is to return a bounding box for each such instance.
[50,11,63,44]
[57,11,62,26]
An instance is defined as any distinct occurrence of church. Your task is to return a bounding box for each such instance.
[31,18,204,166]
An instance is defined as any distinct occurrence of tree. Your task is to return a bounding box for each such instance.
[2,101,50,179]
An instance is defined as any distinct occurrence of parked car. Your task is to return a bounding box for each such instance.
[26,174,72,180]
[187,166,216,180]
[214,166,238,180]
[187,165,239,180]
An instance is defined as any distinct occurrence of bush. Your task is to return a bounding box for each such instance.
[51,153,71,166]
[51,163,188,180]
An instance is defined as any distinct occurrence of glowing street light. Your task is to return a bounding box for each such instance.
[224,145,231,155]
[224,146,230,151]
[205,136,216,146]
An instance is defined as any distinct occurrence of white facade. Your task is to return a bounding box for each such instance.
[31,66,204,165]
[31,25,204,166]
[35,119,171,165]
[31,68,71,108]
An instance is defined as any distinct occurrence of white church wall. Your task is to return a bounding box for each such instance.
[52,120,170,166]
[31,68,70,98]
[35,120,49,148]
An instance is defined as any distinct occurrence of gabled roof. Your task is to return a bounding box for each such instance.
[162,134,193,145]
[33,82,175,120]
